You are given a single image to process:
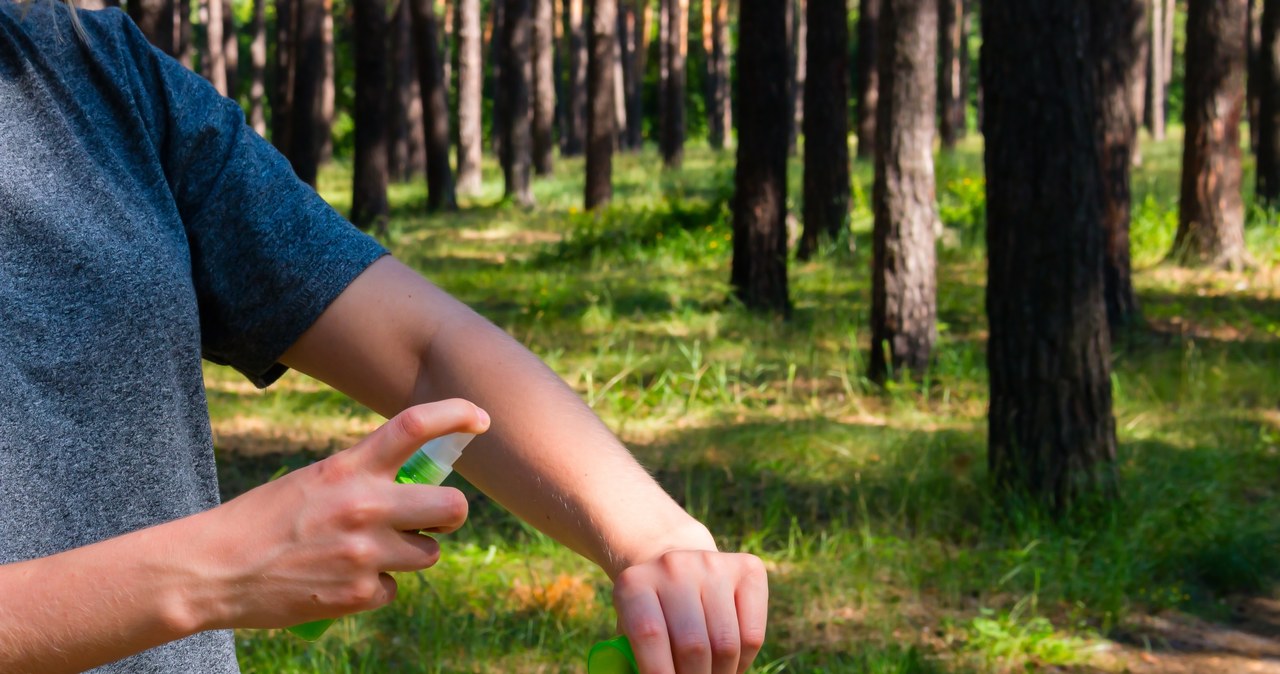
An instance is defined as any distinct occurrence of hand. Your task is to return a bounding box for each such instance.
[181,399,489,631]
[613,548,768,674]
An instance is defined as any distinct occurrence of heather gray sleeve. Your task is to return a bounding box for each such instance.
[118,14,388,386]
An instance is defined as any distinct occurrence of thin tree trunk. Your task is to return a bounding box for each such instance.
[984,0,1117,512]
[619,2,641,150]
[731,0,790,316]
[1260,0,1280,204]
[870,0,939,381]
[1129,0,1149,166]
[502,0,535,206]
[937,0,965,148]
[352,0,391,232]
[660,0,688,167]
[1174,0,1248,269]
[586,0,617,207]
[128,0,177,55]
[1146,0,1166,140]
[457,0,484,193]
[713,0,731,148]
[564,0,588,155]
[248,0,267,135]
[704,0,729,149]
[1249,0,1262,152]
[855,0,881,159]
[205,0,229,95]
[533,0,557,173]
[224,0,240,98]
[799,0,851,260]
[411,0,458,210]
[177,0,193,67]
[388,0,428,180]
[320,0,335,163]
[1095,0,1146,329]
[288,0,327,186]
[492,0,508,158]
[637,0,654,146]
[612,12,628,144]
[272,0,298,155]
[790,0,806,156]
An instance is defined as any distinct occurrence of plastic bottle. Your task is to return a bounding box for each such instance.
[287,432,476,641]
[588,635,638,674]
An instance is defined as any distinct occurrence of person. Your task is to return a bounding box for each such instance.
[0,2,768,672]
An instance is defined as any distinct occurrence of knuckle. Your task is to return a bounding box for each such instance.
[740,626,766,652]
[343,577,383,608]
[671,633,711,659]
[336,537,378,569]
[337,495,384,529]
[394,407,433,442]
[628,619,667,645]
[709,631,741,659]
[742,554,768,579]
[439,488,469,524]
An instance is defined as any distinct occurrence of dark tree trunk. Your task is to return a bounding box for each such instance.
[1145,0,1166,140]
[984,0,1117,511]
[389,0,428,181]
[1249,0,1262,152]
[1258,0,1280,204]
[501,0,535,206]
[411,0,458,210]
[1094,0,1146,329]
[1174,0,1248,269]
[660,0,687,167]
[564,0,588,155]
[731,0,791,316]
[799,0,851,259]
[319,0,335,163]
[352,0,391,232]
[586,0,617,208]
[635,0,654,147]
[272,0,298,154]
[205,0,229,95]
[706,0,732,149]
[248,0,267,135]
[457,0,484,193]
[288,0,327,186]
[855,0,881,159]
[533,0,557,174]
[177,0,193,67]
[612,10,629,145]
[870,0,939,382]
[618,2,640,150]
[224,0,240,98]
[789,0,806,155]
[491,0,508,158]
[937,0,965,148]
[128,0,176,55]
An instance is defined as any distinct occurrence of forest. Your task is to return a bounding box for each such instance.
[80,0,1280,670]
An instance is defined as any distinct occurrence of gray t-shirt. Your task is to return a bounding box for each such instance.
[0,2,387,671]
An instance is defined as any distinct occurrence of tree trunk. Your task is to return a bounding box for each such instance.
[491,0,507,157]
[984,0,1118,511]
[320,0,336,163]
[388,0,428,181]
[502,0,535,206]
[457,0,484,193]
[224,0,240,98]
[177,0,193,67]
[937,0,965,148]
[731,0,791,316]
[612,11,629,144]
[636,0,654,147]
[618,2,640,150]
[706,0,731,149]
[1174,0,1248,269]
[533,0,558,174]
[660,0,688,167]
[128,0,176,55]
[205,0,229,95]
[585,0,617,208]
[790,0,806,156]
[855,0,881,159]
[564,0,588,155]
[352,0,391,231]
[1095,0,1146,329]
[272,0,298,155]
[248,0,267,135]
[411,0,458,210]
[870,0,939,381]
[799,0,851,259]
[288,0,327,186]
[1249,0,1262,152]
[1146,0,1166,140]
[1260,0,1280,204]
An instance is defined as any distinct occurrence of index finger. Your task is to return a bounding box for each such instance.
[352,399,490,476]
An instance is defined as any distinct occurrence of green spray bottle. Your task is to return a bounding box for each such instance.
[588,635,638,673]
[287,432,477,641]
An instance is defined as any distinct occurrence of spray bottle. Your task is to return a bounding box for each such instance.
[588,635,638,673]
[287,432,477,641]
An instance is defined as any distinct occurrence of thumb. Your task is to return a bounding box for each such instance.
[350,399,490,477]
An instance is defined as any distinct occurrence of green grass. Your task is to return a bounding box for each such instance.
[211,135,1280,673]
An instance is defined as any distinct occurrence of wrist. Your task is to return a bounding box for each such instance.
[606,515,717,579]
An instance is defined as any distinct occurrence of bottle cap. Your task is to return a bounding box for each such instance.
[420,433,475,470]
[588,635,637,674]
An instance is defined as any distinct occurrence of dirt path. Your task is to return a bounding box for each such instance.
[1101,598,1280,674]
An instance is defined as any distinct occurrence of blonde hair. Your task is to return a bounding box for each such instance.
[16,0,89,42]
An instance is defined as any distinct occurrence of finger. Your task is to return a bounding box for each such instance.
[658,584,712,674]
[352,400,490,477]
[733,557,769,674]
[386,485,470,534]
[377,530,442,572]
[701,576,741,674]
[617,585,676,674]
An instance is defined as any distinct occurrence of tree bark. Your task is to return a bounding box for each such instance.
[271,0,298,155]
[388,0,428,180]
[1145,0,1166,140]
[1249,0,1262,152]
[636,0,654,146]
[501,0,535,206]
[618,2,639,150]
[983,0,1117,511]
[128,0,176,55]
[789,0,806,156]
[533,0,558,174]
[248,0,267,135]
[731,0,791,316]
[586,0,617,208]
[1174,0,1248,269]
[706,0,732,149]
[1094,0,1146,328]
[457,0,484,193]
[660,0,687,167]
[320,0,336,163]
[799,0,851,259]
[352,0,391,232]
[177,0,193,67]
[411,0,459,210]
[564,0,588,155]
[855,0,881,159]
[870,0,939,381]
[224,0,240,98]
[1258,0,1280,204]
[491,0,507,158]
[288,0,327,186]
[205,0,229,95]
[937,0,965,148]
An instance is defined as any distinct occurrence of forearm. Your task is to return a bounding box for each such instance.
[0,518,204,674]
